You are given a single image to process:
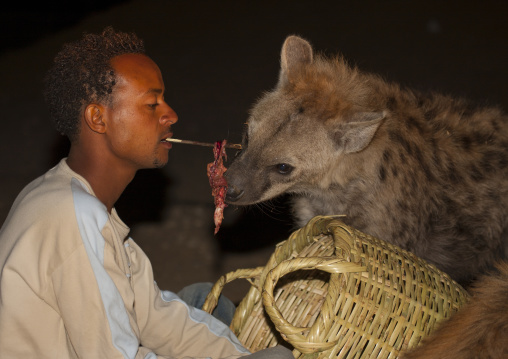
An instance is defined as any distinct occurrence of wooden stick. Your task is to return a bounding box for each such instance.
[164,138,242,150]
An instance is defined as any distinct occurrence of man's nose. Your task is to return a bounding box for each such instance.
[160,103,178,126]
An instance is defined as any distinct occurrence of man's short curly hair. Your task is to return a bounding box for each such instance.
[43,26,145,141]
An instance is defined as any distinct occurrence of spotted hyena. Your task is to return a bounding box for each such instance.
[225,35,508,287]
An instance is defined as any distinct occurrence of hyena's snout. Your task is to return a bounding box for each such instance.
[224,160,250,204]
[224,154,267,205]
[224,162,245,203]
[225,184,244,202]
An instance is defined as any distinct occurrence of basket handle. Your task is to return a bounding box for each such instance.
[262,256,367,354]
[202,266,264,314]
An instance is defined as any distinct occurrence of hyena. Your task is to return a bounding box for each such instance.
[225,35,508,288]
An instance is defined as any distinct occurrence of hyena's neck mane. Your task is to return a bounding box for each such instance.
[286,55,390,114]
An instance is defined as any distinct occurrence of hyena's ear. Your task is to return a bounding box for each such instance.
[333,111,385,153]
[279,35,313,85]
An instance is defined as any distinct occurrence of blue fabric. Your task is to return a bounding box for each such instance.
[71,178,138,358]
[177,282,236,326]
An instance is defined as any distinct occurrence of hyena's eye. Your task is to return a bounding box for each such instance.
[275,163,294,175]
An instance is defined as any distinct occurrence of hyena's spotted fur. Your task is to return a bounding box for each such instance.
[225,35,508,287]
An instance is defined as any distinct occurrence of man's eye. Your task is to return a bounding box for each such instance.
[148,103,158,109]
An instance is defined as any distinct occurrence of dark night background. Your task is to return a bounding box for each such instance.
[1,0,507,302]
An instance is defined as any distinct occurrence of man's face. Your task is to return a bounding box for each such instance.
[104,53,178,170]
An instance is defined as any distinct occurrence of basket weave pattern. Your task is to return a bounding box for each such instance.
[203,216,470,358]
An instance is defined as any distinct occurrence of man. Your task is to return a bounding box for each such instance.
[0,27,292,359]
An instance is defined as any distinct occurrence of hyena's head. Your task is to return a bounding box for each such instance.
[226,35,384,205]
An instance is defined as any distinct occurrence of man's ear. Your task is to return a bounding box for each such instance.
[84,104,107,134]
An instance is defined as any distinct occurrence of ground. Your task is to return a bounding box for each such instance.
[1,0,507,303]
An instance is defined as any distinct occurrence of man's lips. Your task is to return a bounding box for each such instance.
[161,132,173,142]
[160,132,173,149]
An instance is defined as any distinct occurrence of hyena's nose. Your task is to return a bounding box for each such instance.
[226,185,244,202]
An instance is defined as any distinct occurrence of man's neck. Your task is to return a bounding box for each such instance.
[66,145,135,213]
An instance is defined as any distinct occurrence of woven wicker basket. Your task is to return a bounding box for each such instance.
[203,216,470,358]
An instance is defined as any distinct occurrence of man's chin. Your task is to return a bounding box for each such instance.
[153,159,168,169]
[150,150,169,169]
